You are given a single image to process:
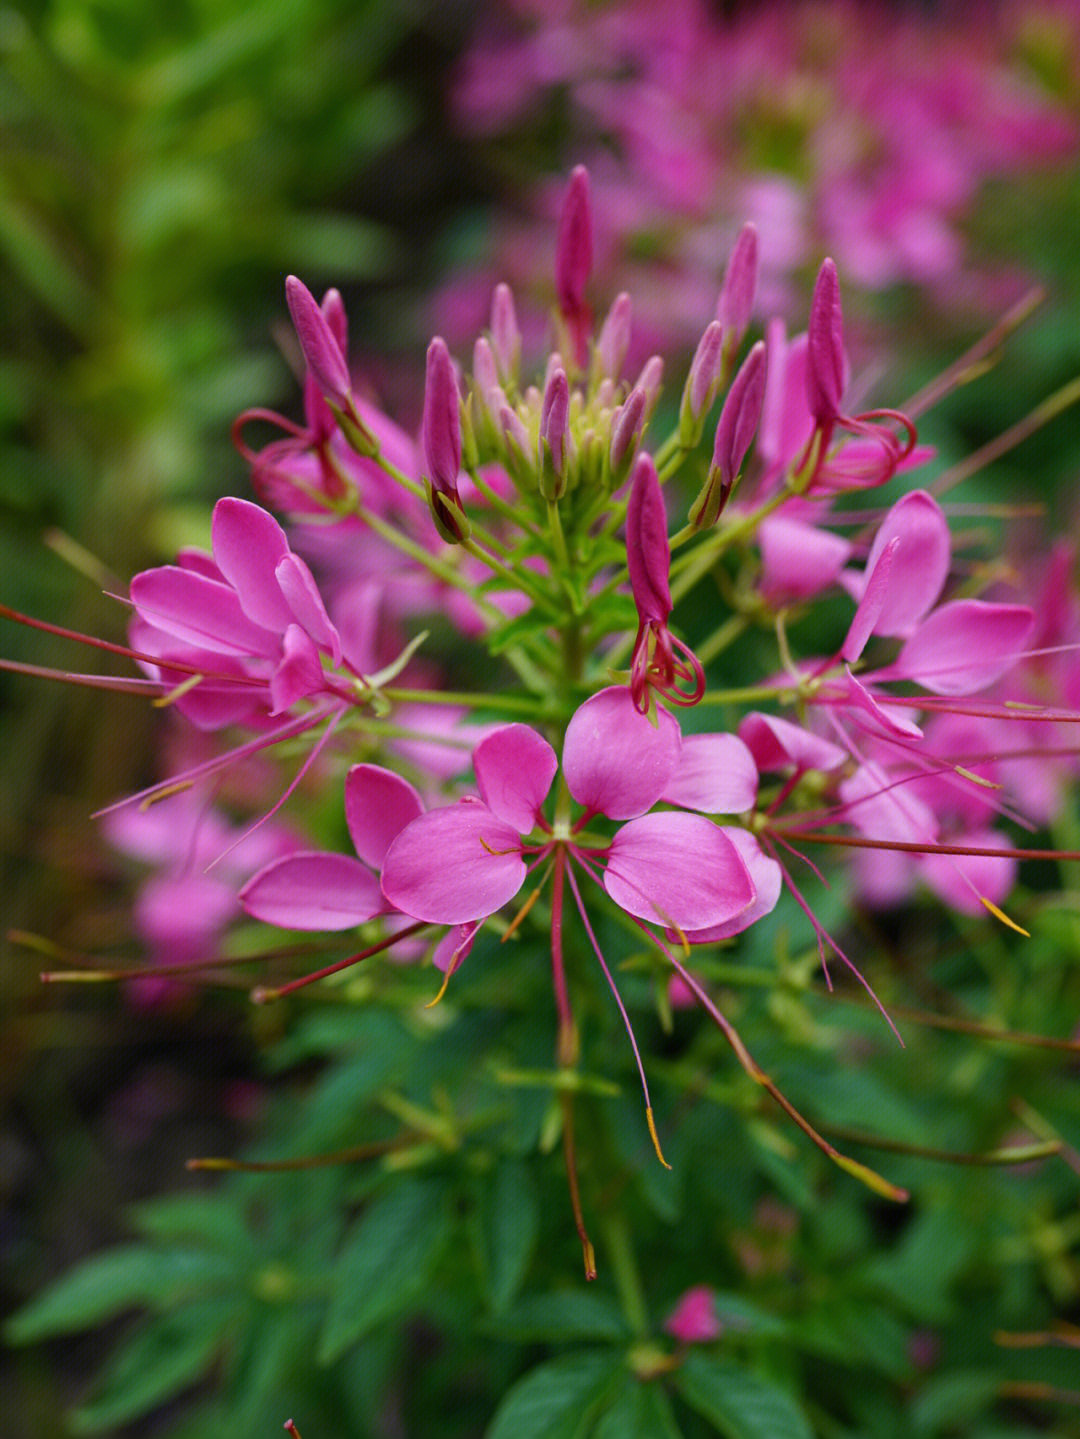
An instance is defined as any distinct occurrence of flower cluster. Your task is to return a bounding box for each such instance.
[439,0,1077,357]
[9,164,1078,1271]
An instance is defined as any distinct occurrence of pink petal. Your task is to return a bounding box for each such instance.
[738,712,846,772]
[270,625,326,714]
[432,920,480,973]
[860,490,950,635]
[759,515,852,604]
[604,812,754,930]
[275,553,342,665]
[344,764,424,869]
[681,828,782,940]
[918,828,1017,917]
[892,600,1033,695]
[211,498,293,632]
[130,567,277,657]
[239,851,386,930]
[381,802,525,924]
[841,669,924,739]
[842,537,898,663]
[473,725,558,834]
[839,762,938,844]
[661,733,759,814]
[563,686,681,820]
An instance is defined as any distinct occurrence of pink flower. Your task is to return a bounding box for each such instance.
[129,498,353,730]
[665,1286,722,1345]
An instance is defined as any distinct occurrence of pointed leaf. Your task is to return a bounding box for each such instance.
[676,1353,812,1439]
[318,1179,447,1363]
[487,1349,621,1439]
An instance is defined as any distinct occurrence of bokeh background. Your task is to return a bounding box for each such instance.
[5,1,1080,1434]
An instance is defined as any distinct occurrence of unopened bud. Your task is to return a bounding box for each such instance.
[626,454,671,625]
[422,337,463,496]
[679,321,724,444]
[556,166,593,317]
[634,355,664,417]
[690,341,767,530]
[490,283,522,383]
[425,482,470,545]
[321,287,348,355]
[539,367,571,499]
[806,257,845,425]
[595,292,632,381]
[609,387,647,484]
[473,335,499,413]
[286,275,351,409]
[716,223,758,343]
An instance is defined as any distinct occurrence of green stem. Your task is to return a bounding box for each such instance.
[694,613,750,666]
[602,1212,649,1337]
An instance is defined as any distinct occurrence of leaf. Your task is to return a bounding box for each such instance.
[709,1293,788,1339]
[5,1245,237,1343]
[69,1302,232,1433]
[909,1370,1000,1434]
[675,1353,812,1439]
[486,1349,622,1439]
[484,1291,632,1343]
[128,1193,253,1252]
[482,1159,541,1313]
[593,1377,685,1439]
[317,1177,447,1364]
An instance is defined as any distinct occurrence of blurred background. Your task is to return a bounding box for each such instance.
[5,0,1080,1432]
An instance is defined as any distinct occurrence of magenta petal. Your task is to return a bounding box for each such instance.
[759,515,851,604]
[344,764,425,869]
[130,566,277,657]
[381,803,525,924]
[738,712,846,772]
[918,828,1017,917]
[893,600,1033,695]
[432,920,480,973]
[682,828,782,940]
[661,733,758,814]
[842,537,898,663]
[861,490,950,635]
[473,725,557,833]
[604,812,754,929]
[275,554,342,665]
[564,687,681,820]
[270,625,326,714]
[239,851,385,930]
[211,498,293,632]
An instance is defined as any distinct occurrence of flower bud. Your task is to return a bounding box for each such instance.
[716,223,758,343]
[689,342,766,530]
[595,292,632,381]
[490,283,521,383]
[626,453,671,625]
[555,166,593,318]
[806,257,845,425]
[634,355,664,417]
[679,320,724,444]
[473,335,499,418]
[609,386,647,484]
[422,337,463,496]
[285,275,351,409]
[538,367,571,499]
[320,287,348,355]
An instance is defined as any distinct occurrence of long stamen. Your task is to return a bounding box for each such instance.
[643,923,908,1203]
[252,924,426,1003]
[565,862,670,1169]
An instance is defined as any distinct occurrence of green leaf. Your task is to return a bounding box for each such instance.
[128,1193,252,1252]
[482,1159,541,1313]
[709,1293,788,1339]
[485,1291,633,1343]
[5,1245,237,1343]
[593,1377,684,1439]
[317,1177,447,1364]
[675,1353,812,1439]
[487,1349,622,1439]
[69,1301,232,1433]
[909,1370,1000,1434]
